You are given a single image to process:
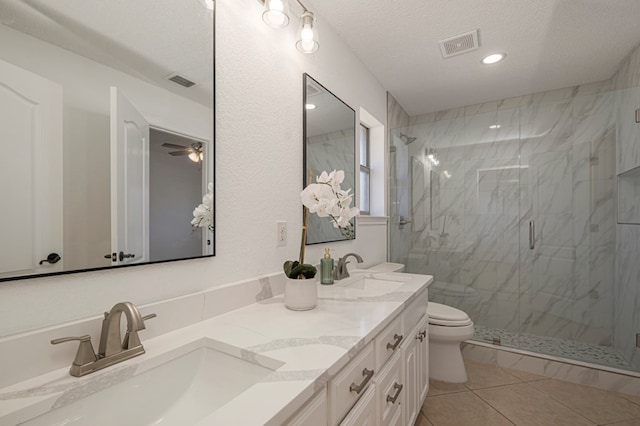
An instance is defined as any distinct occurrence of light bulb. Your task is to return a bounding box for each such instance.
[263,0,289,28]
[296,11,318,53]
[305,103,316,110]
[189,152,200,163]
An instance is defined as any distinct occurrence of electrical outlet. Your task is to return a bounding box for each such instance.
[276,221,287,247]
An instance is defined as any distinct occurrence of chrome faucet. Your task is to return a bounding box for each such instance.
[334,253,364,280]
[51,301,156,377]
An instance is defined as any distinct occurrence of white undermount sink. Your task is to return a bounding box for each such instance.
[22,338,283,426]
[336,273,410,292]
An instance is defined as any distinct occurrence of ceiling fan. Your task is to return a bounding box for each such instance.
[161,141,204,163]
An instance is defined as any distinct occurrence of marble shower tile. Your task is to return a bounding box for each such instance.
[496,351,545,377]
[543,360,599,386]
[461,342,497,364]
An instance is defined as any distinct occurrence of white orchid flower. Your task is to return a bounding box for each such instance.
[300,170,359,239]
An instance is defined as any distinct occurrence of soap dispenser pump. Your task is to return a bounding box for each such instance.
[320,248,334,285]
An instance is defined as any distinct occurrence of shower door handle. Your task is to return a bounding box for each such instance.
[399,216,412,226]
[529,220,535,250]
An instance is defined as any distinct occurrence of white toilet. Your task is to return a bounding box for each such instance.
[368,262,474,383]
[427,302,474,383]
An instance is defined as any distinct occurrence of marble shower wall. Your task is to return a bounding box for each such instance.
[306,129,356,244]
[389,80,619,354]
[613,42,640,371]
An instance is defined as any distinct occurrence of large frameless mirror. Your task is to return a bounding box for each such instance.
[303,73,356,244]
[0,0,215,282]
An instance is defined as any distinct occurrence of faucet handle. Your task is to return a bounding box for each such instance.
[142,313,157,322]
[122,313,157,350]
[51,335,98,367]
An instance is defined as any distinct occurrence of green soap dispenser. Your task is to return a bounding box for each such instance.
[320,248,334,285]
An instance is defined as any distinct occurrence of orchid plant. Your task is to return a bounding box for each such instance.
[283,170,359,280]
[191,182,214,232]
[300,170,359,239]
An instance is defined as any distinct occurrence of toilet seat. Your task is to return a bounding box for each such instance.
[428,302,472,327]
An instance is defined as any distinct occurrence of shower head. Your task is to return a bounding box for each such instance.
[399,132,417,145]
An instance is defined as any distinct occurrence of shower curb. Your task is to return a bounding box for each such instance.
[462,341,640,397]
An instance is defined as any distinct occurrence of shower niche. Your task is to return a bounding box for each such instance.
[618,165,640,224]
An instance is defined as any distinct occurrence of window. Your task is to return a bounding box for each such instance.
[359,124,370,215]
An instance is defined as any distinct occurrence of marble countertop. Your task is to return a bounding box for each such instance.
[0,271,431,425]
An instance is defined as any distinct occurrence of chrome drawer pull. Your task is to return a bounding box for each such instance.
[386,382,403,404]
[416,330,426,342]
[349,368,374,394]
[386,333,403,350]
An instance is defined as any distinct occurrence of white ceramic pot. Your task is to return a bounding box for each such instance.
[284,277,318,311]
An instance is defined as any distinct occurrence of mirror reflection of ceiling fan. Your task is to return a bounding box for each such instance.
[161,141,203,163]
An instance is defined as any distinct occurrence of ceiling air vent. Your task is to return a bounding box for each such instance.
[438,29,480,59]
[166,73,196,88]
[306,79,324,97]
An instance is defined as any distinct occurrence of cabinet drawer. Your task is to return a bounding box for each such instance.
[285,389,327,426]
[329,341,375,425]
[339,384,376,425]
[375,314,403,370]
[374,351,404,426]
[403,289,427,333]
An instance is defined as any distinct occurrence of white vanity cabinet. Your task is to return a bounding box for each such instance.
[339,385,377,425]
[286,389,328,425]
[327,287,429,425]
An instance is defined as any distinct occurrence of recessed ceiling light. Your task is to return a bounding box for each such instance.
[305,103,316,110]
[482,53,506,65]
[489,124,501,129]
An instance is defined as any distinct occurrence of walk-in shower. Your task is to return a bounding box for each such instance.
[389,45,640,373]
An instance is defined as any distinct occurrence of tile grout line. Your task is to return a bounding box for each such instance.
[473,382,599,426]
[528,383,640,425]
[466,388,517,426]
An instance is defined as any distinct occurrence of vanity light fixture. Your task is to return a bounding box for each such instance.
[482,53,506,65]
[426,147,440,166]
[258,0,319,54]
[489,124,501,129]
[262,0,290,28]
[443,170,452,179]
[296,10,319,53]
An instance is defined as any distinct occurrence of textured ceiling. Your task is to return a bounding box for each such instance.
[0,0,213,107]
[304,0,640,115]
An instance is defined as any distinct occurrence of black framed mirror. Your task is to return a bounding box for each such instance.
[0,0,215,282]
[303,73,356,244]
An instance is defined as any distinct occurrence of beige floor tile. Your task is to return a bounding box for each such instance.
[474,382,595,426]
[602,419,640,426]
[422,391,513,426]
[428,379,468,396]
[530,379,640,425]
[464,359,522,390]
[414,412,434,426]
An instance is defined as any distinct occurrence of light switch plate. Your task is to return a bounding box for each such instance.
[276,221,287,247]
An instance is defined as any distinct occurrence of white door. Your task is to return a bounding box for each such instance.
[0,59,63,278]
[110,87,149,265]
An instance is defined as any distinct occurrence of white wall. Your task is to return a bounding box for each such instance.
[0,0,388,336]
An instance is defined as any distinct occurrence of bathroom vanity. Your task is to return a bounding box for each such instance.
[0,271,431,425]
